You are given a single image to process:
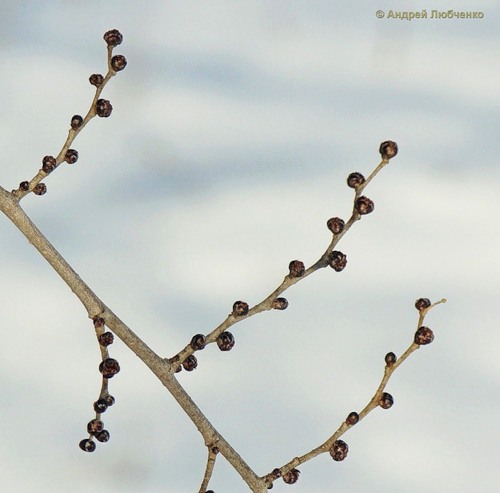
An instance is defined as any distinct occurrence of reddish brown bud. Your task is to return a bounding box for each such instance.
[415,298,431,311]
[93,399,108,413]
[327,217,345,234]
[414,326,434,345]
[217,331,235,351]
[95,430,110,443]
[19,181,29,191]
[33,183,47,196]
[111,54,127,72]
[99,358,120,378]
[347,172,365,189]
[103,29,123,47]
[232,301,249,316]
[355,196,374,215]
[98,332,114,347]
[190,334,206,351]
[89,74,104,87]
[330,439,348,461]
[288,260,305,277]
[346,411,359,426]
[379,392,394,409]
[93,317,105,328]
[182,354,198,371]
[272,297,289,310]
[385,352,397,366]
[79,438,96,452]
[104,395,115,407]
[87,419,104,435]
[96,99,112,117]
[379,140,398,160]
[282,468,300,484]
[328,250,347,272]
[42,155,57,173]
[65,149,79,164]
[71,115,83,130]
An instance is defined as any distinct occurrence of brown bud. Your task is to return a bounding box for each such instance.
[65,149,79,164]
[70,115,83,130]
[329,439,348,461]
[217,331,235,351]
[414,326,434,345]
[190,334,206,351]
[379,140,398,160]
[96,99,112,117]
[79,438,96,452]
[232,300,249,316]
[354,196,374,215]
[346,411,359,426]
[415,298,431,311]
[98,332,114,347]
[33,183,47,196]
[379,392,394,409]
[89,74,104,87]
[288,260,305,277]
[111,54,127,72]
[99,358,120,378]
[19,181,30,191]
[103,29,123,47]
[347,172,365,189]
[282,468,300,484]
[93,317,105,328]
[42,155,57,173]
[87,419,104,435]
[182,354,198,371]
[327,217,345,234]
[385,352,397,366]
[272,297,288,310]
[328,250,347,272]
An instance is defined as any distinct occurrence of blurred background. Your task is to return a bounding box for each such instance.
[0,1,499,492]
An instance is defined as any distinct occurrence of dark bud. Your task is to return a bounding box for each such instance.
[103,29,123,47]
[385,352,397,367]
[42,155,57,173]
[379,140,398,160]
[111,55,127,72]
[211,446,220,455]
[270,468,282,480]
[33,183,47,196]
[99,358,120,378]
[282,468,300,484]
[414,326,434,345]
[232,300,249,316]
[182,354,198,371]
[65,149,79,164]
[98,332,114,347]
[329,250,347,272]
[415,298,431,311]
[355,196,374,215]
[330,439,348,461]
[93,399,108,413]
[79,438,96,452]
[327,217,345,234]
[347,172,365,189]
[95,430,110,443]
[96,99,113,118]
[93,317,105,328]
[19,181,30,191]
[217,331,235,351]
[272,297,288,310]
[346,411,359,426]
[104,394,115,407]
[288,260,305,278]
[379,392,394,409]
[89,73,104,87]
[70,115,83,130]
[87,419,104,435]
[190,334,206,351]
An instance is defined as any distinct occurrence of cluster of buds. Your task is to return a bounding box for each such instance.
[79,316,118,453]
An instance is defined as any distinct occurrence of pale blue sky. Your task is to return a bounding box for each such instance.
[0,2,499,492]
